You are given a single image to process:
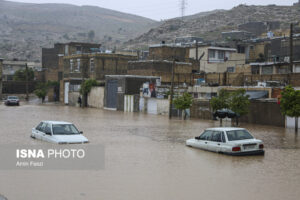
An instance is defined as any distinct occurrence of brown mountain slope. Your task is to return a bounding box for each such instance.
[126,4,300,48]
[0,0,158,61]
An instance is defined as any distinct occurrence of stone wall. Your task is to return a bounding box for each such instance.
[149,46,189,62]
[88,87,105,109]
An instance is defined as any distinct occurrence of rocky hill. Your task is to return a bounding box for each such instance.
[126,4,300,48]
[0,0,158,61]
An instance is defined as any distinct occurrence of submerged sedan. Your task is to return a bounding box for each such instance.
[186,127,264,155]
[31,121,89,144]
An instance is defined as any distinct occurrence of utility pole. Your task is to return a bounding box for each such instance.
[25,63,29,101]
[169,59,175,119]
[290,23,294,73]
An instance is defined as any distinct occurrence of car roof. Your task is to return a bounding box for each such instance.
[8,96,18,98]
[206,127,246,132]
[42,121,73,125]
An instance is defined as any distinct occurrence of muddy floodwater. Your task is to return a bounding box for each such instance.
[0,103,300,200]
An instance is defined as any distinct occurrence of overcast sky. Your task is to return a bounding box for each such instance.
[10,0,297,20]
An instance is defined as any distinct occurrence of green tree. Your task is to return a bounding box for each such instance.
[34,83,48,103]
[34,81,59,103]
[280,85,300,133]
[210,89,230,125]
[229,89,250,126]
[80,79,98,107]
[174,92,193,120]
[13,68,34,81]
[210,89,230,111]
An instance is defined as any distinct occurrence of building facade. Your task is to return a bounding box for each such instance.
[189,46,246,73]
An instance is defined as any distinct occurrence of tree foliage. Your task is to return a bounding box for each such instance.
[280,85,300,117]
[34,81,60,103]
[229,89,250,117]
[79,79,98,95]
[174,92,193,110]
[210,89,230,111]
[13,68,34,81]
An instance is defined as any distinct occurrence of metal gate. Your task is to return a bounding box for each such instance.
[106,80,118,109]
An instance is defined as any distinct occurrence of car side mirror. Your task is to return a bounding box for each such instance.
[80,131,83,134]
[195,136,200,140]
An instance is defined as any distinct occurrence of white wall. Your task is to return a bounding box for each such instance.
[286,117,300,129]
[88,87,104,109]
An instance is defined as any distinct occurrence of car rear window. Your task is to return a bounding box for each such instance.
[226,130,254,141]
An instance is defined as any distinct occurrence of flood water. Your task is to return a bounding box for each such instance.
[0,102,299,200]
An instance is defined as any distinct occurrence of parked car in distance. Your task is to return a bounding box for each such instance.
[5,96,20,106]
[186,127,264,156]
[31,121,89,144]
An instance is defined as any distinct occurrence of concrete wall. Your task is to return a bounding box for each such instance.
[157,98,170,115]
[149,46,189,62]
[190,99,285,127]
[88,87,104,109]
[68,92,80,107]
[240,100,285,127]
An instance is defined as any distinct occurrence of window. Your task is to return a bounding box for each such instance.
[45,124,52,135]
[211,131,222,142]
[90,58,95,72]
[251,66,260,74]
[75,59,80,72]
[226,130,254,141]
[221,132,226,143]
[218,51,225,59]
[39,123,47,133]
[76,46,82,54]
[70,59,73,72]
[52,124,80,135]
[199,130,213,140]
[261,66,273,75]
[227,67,235,73]
[209,50,215,59]
[36,122,43,131]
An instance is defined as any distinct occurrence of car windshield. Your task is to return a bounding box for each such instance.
[52,124,80,135]
[8,96,18,100]
[226,130,254,141]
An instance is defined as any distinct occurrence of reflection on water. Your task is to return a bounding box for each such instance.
[0,103,299,200]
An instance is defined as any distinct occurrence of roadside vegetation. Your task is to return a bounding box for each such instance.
[280,85,300,133]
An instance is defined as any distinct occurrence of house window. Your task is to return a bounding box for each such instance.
[75,59,80,72]
[209,50,215,59]
[218,51,225,59]
[70,59,73,72]
[227,67,235,73]
[90,58,95,72]
[261,66,273,75]
[250,45,254,50]
[251,66,260,74]
[76,46,82,54]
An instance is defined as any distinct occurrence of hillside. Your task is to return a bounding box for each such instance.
[0,0,158,61]
[126,4,300,48]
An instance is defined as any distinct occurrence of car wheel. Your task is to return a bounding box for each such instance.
[31,135,36,139]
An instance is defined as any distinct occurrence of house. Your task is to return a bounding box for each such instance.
[189,45,246,73]
[127,60,193,85]
[1,60,41,81]
[61,53,137,104]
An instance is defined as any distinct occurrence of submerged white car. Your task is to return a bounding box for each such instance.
[186,127,264,155]
[31,121,89,144]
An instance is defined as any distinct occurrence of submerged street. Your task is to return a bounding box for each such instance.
[0,103,300,200]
